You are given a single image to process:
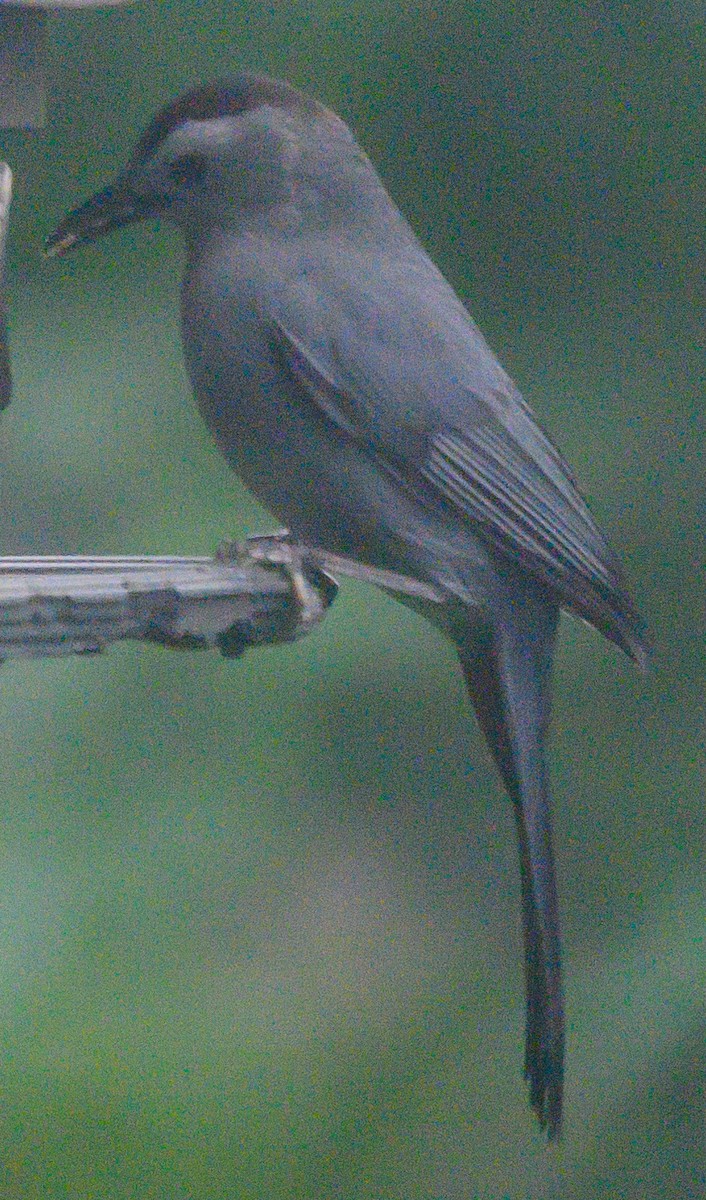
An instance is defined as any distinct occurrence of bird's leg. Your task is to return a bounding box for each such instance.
[216,530,337,633]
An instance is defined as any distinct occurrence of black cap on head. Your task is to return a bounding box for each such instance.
[135,72,327,162]
[45,73,334,259]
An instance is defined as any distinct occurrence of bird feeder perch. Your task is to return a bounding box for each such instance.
[0,540,441,662]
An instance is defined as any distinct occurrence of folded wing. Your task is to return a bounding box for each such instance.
[270,279,647,665]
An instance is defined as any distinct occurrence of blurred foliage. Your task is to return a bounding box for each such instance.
[0,2,703,1197]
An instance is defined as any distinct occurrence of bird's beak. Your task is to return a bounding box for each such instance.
[45,177,151,258]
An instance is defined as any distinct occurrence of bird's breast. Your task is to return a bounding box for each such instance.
[179,257,413,565]
[178,241,494,596]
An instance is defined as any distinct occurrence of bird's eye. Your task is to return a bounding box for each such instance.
[168,152,208,187]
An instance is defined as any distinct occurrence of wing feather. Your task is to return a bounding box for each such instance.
[271,312,648,665]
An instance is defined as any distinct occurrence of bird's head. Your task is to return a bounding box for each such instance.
[46,73,366,257]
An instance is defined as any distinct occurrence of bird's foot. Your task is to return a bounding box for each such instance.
[216,531,338,636]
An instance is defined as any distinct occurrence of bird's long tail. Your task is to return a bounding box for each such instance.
[453,590,564,1138]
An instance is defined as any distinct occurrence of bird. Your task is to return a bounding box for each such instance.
[46,72,648,1138]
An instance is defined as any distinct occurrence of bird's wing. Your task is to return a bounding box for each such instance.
[269,276,647,664]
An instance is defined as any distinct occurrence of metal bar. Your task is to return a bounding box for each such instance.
[0,3,137,128]
[0,163,11,409]
[0,8,45,127]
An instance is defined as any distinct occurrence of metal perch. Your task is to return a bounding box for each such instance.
[0,539,442,662]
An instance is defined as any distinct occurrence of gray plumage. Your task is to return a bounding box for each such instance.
[47,73,649,1138]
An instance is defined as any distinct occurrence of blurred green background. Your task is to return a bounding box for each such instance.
[0,2,704,1197]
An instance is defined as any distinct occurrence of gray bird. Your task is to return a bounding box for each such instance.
[46,73,648,1138]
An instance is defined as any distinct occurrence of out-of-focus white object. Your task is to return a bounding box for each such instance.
[0,1,136,127]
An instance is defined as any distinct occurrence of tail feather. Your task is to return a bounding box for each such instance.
[455,592,565,1138]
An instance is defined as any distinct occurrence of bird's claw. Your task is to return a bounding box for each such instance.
[216,532,337,634]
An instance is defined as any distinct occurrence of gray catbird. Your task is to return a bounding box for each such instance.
[46,73,648,1138]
